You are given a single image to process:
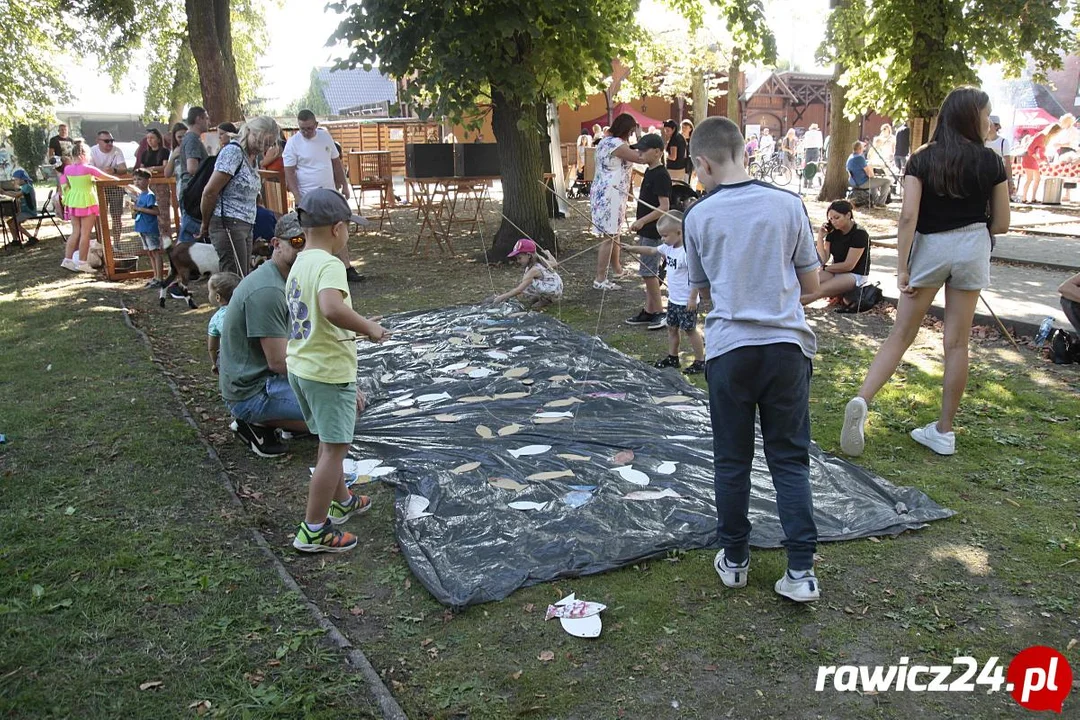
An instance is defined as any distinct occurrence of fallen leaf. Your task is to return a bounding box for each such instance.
[139,680,164,691]
[512,670,523,680]
[1067,638,1077,651]
[526,470,575,481]
[187,700,212,715]
[538,651,555,662]
[867,536,880,543]
[1005,498,1021,508]
[476,425,494,439]
[652,394,692,404]
[524,603,535,613]
[420,638,434,647]
[494,391,529,400]
[488,477,528,491]
[497,423,523,436]
[557,454,591,461]
[613,449,634,465]
[544,398,584,408]
[451,461,481,474]
[350,606,365,616]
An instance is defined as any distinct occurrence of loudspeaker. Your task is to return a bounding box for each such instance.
[405,143,455,178]
[455,143,501,178]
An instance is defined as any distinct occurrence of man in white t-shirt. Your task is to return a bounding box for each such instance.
[801,123,823,163]
[984,115,1015,198]
[91,130,129,243]
[282,109,364,282]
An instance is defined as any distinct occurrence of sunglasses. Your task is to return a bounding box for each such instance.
[101,139,114,144]
[287,235,305,248]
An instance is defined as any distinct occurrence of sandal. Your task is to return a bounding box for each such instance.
[592,279,620,291]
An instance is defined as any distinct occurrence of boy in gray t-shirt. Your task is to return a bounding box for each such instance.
[682,117,823,603]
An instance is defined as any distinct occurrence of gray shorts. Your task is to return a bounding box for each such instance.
[637,236,662,277]
[140,233,162,251]
[907,223,991,291]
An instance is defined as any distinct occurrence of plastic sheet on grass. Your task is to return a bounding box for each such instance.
[348,305,954,607]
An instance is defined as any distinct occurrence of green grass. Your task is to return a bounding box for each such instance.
[3,206,1079,719]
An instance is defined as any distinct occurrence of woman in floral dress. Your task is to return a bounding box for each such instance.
[590,113,650,290]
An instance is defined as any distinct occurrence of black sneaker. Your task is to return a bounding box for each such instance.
[234,418,288,458]
[683,360,706,375]
[345,267,366,283]
[654,355,680,369]
[625,309,654,325]
[647,314,667,331]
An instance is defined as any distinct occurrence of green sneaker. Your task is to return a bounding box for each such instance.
[328,492,372,526]
[292,522,358,553]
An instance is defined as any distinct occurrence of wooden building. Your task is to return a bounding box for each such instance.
[740,71,893,141]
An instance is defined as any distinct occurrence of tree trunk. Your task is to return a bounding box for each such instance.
[726,49,740,123]
[185,0,243,124]
[691,70,707,123]
[817,65,860,201]
[490,89,555,259]
[167,40,192,126]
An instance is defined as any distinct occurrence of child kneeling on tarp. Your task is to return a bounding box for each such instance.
[486,238,563,310]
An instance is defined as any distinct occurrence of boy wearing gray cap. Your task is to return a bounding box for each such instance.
[286,189,388,553]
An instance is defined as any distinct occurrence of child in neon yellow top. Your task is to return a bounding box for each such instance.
[285,189,388,554]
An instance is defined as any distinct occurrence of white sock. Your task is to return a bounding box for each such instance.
[789,568,814,579]
[305,520,325,532]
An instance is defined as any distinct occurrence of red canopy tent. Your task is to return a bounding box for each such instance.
[1012,107,1059,132]
[581,103,667,133]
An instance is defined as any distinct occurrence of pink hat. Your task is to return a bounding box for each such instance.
[507,238,537,257]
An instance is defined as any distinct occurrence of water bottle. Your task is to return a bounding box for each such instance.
[1035,316,1054,346]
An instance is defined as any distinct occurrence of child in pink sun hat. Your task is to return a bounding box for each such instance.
[485,238,563,310]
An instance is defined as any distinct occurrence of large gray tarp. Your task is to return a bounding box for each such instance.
[349,306,954,607]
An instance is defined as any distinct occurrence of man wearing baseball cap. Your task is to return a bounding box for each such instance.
[219,211,310,458]
[625,132,672,330]
[984,115,1015,198]
[2,169,38,245]
[286,188,387,553]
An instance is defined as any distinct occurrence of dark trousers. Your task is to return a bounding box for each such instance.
[1062,297,1080,337]
[706,343,817,570]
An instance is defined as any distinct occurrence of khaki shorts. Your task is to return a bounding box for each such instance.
[287,373,357,444]
[907,223,992,291]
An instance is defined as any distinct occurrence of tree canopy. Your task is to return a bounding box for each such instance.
[1,0,78,124]
[821,0,1080,124]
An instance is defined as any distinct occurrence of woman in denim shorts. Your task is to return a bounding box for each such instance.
[841,87,1010,458]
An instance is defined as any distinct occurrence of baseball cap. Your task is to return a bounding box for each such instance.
[274,211,304,241]
[989,115,1001,126]
[632,133,665,151]
[295,188,370,228]
[507,238,537,257]
[12,169,30,182]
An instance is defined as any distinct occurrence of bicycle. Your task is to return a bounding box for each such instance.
[748,151,793,186]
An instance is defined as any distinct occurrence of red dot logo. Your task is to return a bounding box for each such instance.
[1007,646,1073,713]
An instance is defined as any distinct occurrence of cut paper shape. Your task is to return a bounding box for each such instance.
[391,408,421,417]
[656,462,677,475]
[544,398,584,408]
[534,417,567,424]
[476,425,494,439]
[489,477,528,491]
[548,374,572,382]
[526,470,575,481]
[345,459,383,477]
[624,488,683,500]
[561,489,593,508]
[510,345,526,352]
[452,462,481,474]
[508,501,548,511]
[394,398,417,407]
[534,411,573,419]
[611,466,650,486]
[485,350,509,360]
[508,444,551,458]
[652,395,692,404]
[587,392,627,400]
[666,405,700,412]
[369,466,397,478]
[545,600,606,621]
[494,391,529,400]
[557,454,591,461]
[560,614,602,638]
[417,392,453,403]
[406,495,432,519]
[613,449,635,465]
[459,395,493,403]
[512,335,540,341]
[468,368,495,378]
[380,373,394,383]
[435,414,462,422]
[448,337,464,346]
[666,434,698,441]
[522,379,535,385]
[441,361,468,372]
[346,475,376,487]
[504,367,530,379]
[498,424,523,437]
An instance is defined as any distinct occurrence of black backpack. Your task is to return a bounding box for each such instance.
[1048,328,1079,365]
[181,142,243,220]
[835,282,883,314]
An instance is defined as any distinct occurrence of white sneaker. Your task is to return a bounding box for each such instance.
[75,262,96,273]
[910,421,955,455]
[229,420,239,433]
[713,549,749,588]
[840,397,867,456]
[60,258,78,272]
[592,279,620,291]
[775,568,821,602]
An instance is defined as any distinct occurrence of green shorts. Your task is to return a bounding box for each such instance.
[287,373,357,444]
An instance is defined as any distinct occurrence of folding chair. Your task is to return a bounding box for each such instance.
[26,189,68,243]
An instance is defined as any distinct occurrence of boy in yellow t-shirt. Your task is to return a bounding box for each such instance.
[286,189,388,553]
